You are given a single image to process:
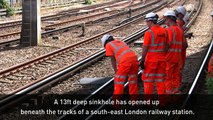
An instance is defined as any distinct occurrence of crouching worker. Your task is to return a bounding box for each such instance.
[101,34,139,107]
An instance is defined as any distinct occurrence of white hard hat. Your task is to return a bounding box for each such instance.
[211,11,213,16]
[176,6,186,16]
[183,12,189,23]
[164,10,176,17]
[145,12,158,21]
[101,34,112,47]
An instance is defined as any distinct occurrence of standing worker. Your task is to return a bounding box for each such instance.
[175,6,187,72]
[140,12,167,95]
[176,6,193,38]
[101,34,139,102]
[175,6,186,28]
[163,10,186,94]
[175,6,193,90]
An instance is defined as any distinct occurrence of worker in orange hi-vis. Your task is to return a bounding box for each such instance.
[101,34,139,104]
[163,10,187,94]
[176,6,192,37]
[175,6,193,94]
[175,6,186,28]
[140,12,167,95]
[175,6,191,69]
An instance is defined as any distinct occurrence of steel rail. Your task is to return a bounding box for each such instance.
[188,29,213,95]
[72,0,210,120]
[68,0,207,119]
[59,0,187,119]
[0,0,167,112]
[0,0,158,41]
[0,0,166,77]
[0,0,130,29]
[175,0,208,119]
[0,0,127,29]
[41,0,131,21]
[45,0,159,28]
[0,0,181,115]
[42,0,162,37]
[59,19,165,120]
[0,0,171,114]
[0,0,159,48]
[41,0,124,20]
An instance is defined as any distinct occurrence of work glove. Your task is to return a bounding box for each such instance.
[185,32,194,39]
[140,60,145,70]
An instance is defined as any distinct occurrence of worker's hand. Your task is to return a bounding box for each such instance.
[185,32,194,39]
[140,60,145,69]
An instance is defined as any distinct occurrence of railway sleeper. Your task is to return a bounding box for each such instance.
[13,73,25,77]
[44,60,56,64]
[43,27,56,31]
[5,76,19,81]
[59,54,69,58]
[63,52,74,56]
[39,62,51,66]
[36,64,48,68]
[22,76,35,80]
[0,80,11,84]
[51,57,62,61]
[25,69,37,73]
[52,36,60,40]
[33,66,48,71]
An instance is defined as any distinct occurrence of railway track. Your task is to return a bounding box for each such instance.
[0,0,122,29]
[0,0,170,94]
[0,2,148,49]
[59,0,212,120]
[0,0,152,48]
[2,0,213,119]
[0,0,132,36]
[0,0,175,113]
[0,0,129,43]
[56,0,212,119]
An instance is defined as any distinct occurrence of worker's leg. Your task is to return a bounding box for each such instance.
[142,62,158,94]
[156,61,166,106]
[113,64,129,100]
[172,63,181,94]
[128,63,139,101]
[155,61,166,94]
[165,62,175,94]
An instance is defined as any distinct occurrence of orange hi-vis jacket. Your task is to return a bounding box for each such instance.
[105,40,138,64]
[165,25,184,63]
[176,18,187,68]
[105,40,139,102]
[176,18,185,29]
[143,25,167,62]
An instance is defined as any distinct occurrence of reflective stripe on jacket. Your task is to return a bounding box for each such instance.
[147,29,167,53]
[168,27,182,53]
[166,26,184,63]
[105,40,138,65]
[143,25,167,62]
[143,73,166,82]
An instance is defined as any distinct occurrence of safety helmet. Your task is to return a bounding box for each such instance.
[183,12,189,23]
[145,12,158,21]
[164,10,176,17]
[101,34,112,47]
[176,6,186,16]
[211,11,213,16]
